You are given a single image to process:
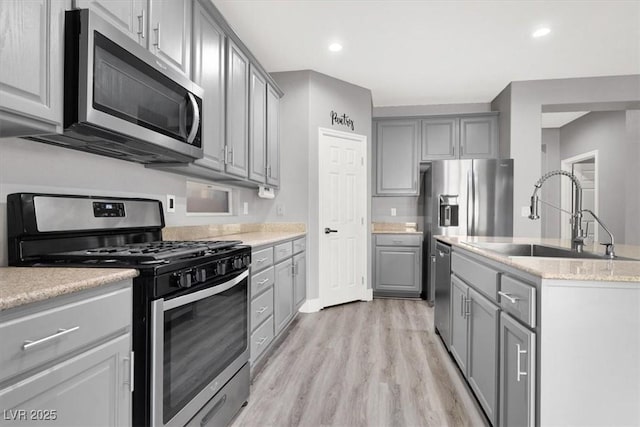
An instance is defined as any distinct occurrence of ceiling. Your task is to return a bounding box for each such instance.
[212,0,640,107]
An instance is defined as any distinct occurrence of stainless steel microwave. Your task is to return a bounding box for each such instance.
[28,9,204,164]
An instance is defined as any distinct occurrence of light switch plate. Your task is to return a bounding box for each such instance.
[391,208,397,216]
[521,206,530,217]
[166,194,176,213]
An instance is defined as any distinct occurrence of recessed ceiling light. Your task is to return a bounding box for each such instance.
[532,27,551,38]
[328,43,343,52]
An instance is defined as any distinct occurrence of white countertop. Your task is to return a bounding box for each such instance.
[437,235,640,282]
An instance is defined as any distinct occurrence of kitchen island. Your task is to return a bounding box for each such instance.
[435,235,640,427]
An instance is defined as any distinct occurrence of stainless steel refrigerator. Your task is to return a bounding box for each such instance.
[425,159,513,346]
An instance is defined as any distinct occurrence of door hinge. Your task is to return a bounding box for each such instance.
[361,276,364,285]
[361,157,364,166]
[361,217,364,225]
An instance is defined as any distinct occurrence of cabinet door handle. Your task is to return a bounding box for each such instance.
[22,326,80,351]
[257,278,269,286]
[153,22,161,49]
[257,336,268,346]
[460,294,465,317]
[465,297,471,318]
[516,343,528,382]
[137,8,145,39]
[256,306,268,314]
[498,291,519,304]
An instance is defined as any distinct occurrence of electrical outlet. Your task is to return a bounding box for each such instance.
[166,195,176,213]
[243,202,249,215]
[521,206,530,217]
[391,208,397,216]
[276,204,285,216]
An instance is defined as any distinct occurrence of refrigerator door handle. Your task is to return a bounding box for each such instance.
[467,170,474,235]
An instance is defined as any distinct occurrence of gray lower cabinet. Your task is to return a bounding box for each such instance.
[373,234,422,297]
[293,252,306,308]
[0,280,132,426]
[467,287,499,425]
[274,258,294,334]
[450,252,500,425]
[500,312,536,427]
[374,120,419,195]
[250,237,306,368]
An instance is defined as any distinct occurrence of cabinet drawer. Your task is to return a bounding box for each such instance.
[251,266,274,297]
[273,241,293,263]
[251,287,274,332]
[499,275,536,328]
[451,251,498,301]
[252,247,274,272]
[376,234,422,247]
[0,285,131,383]
[250,315,274,362]
[292,237,306,254]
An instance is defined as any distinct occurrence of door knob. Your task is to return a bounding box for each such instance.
[324,228,338,234]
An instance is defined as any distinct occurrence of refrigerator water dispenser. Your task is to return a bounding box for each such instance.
[439,195,459,227]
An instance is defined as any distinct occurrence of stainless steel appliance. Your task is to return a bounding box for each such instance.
[434,241,451,347]
[8,193,250,427]
[423,159,513,338]
[27,9,203,164]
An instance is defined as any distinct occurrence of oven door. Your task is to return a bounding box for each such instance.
[151,270,249,427]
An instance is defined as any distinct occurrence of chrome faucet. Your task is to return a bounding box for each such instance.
[528,170,616,257]
[528,170,586,252]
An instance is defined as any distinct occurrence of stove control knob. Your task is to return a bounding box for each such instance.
[244,255,251,267]
[173,272,192,288]
[216,262,227,276]
[195,268,207,283]
[233,257,244,269]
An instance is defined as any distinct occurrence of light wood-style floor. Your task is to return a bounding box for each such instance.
[232,299,487,426]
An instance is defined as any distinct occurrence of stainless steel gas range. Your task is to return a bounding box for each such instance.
[7,193,251,427]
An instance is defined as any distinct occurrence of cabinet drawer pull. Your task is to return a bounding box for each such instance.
[22,326,80,351]
[256,306,268,314]
[257,278,269,286]
[256,258,268,263]
[498,291,519,304]
[516,343,528,382]
[392,240,403,244]
[257,336,268,346]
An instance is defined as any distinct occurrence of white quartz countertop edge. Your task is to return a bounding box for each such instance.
[436,236,640,282]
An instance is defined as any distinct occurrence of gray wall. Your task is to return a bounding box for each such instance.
[559,111,636,244]
[491,84,512,159]
[625,110,640,245]
[0,78,310,265]
[272,70,371,299]
[491,75,640,238]
[541,128,561,239]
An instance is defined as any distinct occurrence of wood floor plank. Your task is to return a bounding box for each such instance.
[232,299,487,427]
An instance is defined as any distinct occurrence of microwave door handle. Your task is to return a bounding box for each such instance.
[186,92,200,144]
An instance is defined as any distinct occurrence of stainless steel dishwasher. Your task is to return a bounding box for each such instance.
[434,241,452,348]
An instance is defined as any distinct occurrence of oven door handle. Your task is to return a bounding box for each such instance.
[163,270,248,311]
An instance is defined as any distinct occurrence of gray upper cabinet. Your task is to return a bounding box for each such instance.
[191,1,225,172]
[500,312,536,427]
[460,116,498,159]
[225,39,250,179]
[249,65,267,183]
[74,0,147,46]
[375,120,420,195]
[420,114,498,161]
[266,84,280,188]
[421,117,458,160]
[0,0,66,137]
[148,0,191,76]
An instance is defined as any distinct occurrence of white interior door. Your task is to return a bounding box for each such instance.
[318,128,367,308]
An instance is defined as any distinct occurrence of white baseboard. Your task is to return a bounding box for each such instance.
[298,298,322,313]
[361,288,373,301]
